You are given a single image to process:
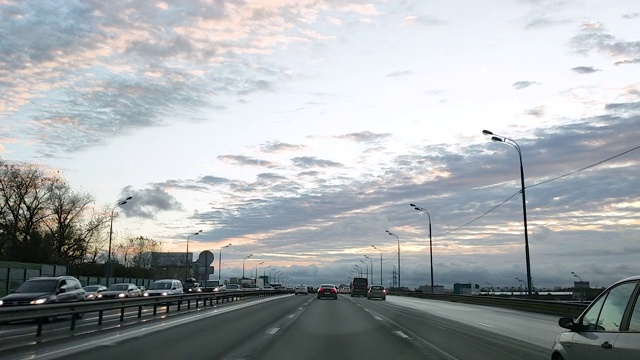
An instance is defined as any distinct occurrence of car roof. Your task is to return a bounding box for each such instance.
[319,284,336,287]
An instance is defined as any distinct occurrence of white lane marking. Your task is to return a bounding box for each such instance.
[475,322,495,328]
[394,330,410,339]
[374,316,383,321]
[266,328,280,335]
[288,314,295,318]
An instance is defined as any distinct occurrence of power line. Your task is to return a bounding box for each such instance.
[434,144,640,237]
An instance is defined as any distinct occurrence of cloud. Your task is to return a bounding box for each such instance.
[513,81,540,90]
[569,21,640,61]
[525,106,546,117]
[386,70,413,78]
[571,66,599,74]
[335,131,392,144]
[291,156,344,169]
[120,185,184,219]
[260,141,306,153]
[218,155,279,168]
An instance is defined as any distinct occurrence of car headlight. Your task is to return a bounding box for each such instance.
[118,293,126,298]
[0,300,3,306]
[161,292,168,296]
[196,288,202,292]
[143,292,149,297]
[30,298,48,305]
[87,294,95,299]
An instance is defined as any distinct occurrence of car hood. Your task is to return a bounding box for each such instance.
[1,292,53,301]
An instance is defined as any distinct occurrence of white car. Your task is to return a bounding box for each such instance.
[550,275,640,360]
[143,279,183,296]
[294,285,308,295]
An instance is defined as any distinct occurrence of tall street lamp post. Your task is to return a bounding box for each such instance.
[264,265,272,283]
[360,260,369,283]
[410,203,433,293]
[242,254,253,279]
[364,255,374,284]
[185,230,202,278]
[354,265,362,277]
[483,129,532,295]
[106,196,132,284]
[372,245,383,286]
[218,244,232,281]
[386,230,400,289]
[255,261,264,281]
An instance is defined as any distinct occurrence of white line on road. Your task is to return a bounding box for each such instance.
[266,328,280,335]
[394,330,410,339]
[474,322,495,328]
[288,314,295,318]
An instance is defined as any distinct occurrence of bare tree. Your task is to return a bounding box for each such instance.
[0,162,54,261]
[43,179,109,264]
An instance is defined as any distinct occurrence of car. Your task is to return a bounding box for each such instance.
[317,284,338,300]
[550,275,640,360]
[224,284,243,291]
[182,278,202,293]
[83,285,108,300]
[144,279,184,296]
[367,285,386,300]
[261,285,274,291]
[307,286,316,294]
[294,285,308,295]
[0,276,85,307]
[99,283,142,299]
[350,277,368,297]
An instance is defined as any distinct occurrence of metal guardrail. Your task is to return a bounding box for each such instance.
[0,289,287,337]
[392,292,589,317]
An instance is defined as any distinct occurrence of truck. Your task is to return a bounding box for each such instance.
[350,277,368,297]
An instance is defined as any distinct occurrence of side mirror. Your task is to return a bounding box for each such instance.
[58,285,67,294]
[558,317,580,331]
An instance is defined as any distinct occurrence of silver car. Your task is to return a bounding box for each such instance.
[551,275,640,360]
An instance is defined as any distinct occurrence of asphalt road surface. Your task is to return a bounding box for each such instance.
[1,294,564,360]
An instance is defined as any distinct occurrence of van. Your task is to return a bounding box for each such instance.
[143,279,183,296]
[350,277,368,297]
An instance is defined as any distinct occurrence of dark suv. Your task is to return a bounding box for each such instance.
[0,276,86,307]
[350,277,368,297]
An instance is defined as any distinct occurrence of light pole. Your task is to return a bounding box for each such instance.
[185,230,202,278]
[106,196,132,284]
[354,265,362,277]
[572,272,585,302]
[218,244,232,281]
[360,260,369,283]
[516,277,525,295]
[364,255,374,284]
[410,203,433,293]
[264,265,272,280]
[242,254,253,279]
[255,261,264,281]
[571,271,582,281]
[372,245,383,286]
[269,267,277,284]
[483,129,532,295]
[386,230,400,289]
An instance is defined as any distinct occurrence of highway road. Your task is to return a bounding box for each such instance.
[0,294,565,360]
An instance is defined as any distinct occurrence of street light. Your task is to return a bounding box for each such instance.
[354,264,362,277]
[255,261,264,281]
[483,129,532,296]
[106,196,132,284]
[218,244,232,281]
[410,203,434,293]
[372,245,383,286]
[386,230,400,289]
[571,271,582,281]
[242,254,253,278]
[185,230,202,278]
[516,277,525,295]
[364,255,374,284]
[269,267,277,284]
[360,259,369,283]
[264,265,273,280]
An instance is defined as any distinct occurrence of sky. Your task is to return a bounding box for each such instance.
[1,0,639,290]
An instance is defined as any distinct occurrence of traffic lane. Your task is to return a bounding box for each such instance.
[257,294,451,360]
[357,296,552,359]
[5,295,308,360]
[384,296,563,347]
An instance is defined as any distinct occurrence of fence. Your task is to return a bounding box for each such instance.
[0,261,153,296]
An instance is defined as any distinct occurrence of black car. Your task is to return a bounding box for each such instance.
[350,277,368,297]
[317,284,338,300]
[0,276,85,320]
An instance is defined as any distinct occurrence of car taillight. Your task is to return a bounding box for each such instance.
[331,288,336,293]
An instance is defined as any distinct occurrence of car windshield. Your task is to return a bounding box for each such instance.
[371,286,384,290]
[15,279,58,293]
[226,285,239,289]
[84,285,102,292]
[150,282,172,290]
[108,284,129,291]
